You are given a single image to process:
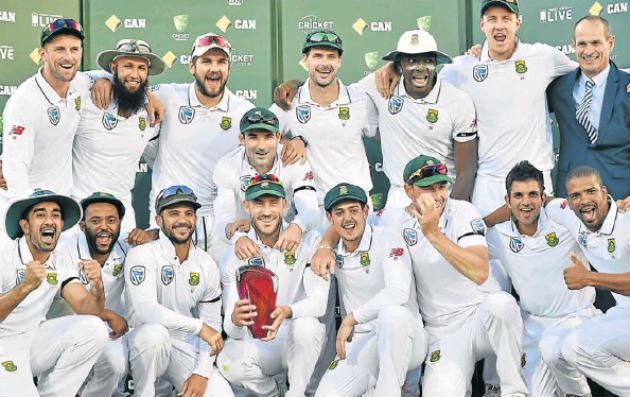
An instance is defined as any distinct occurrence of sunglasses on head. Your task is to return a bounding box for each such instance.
[195,34,231,50]
[307,31,341,45]
[246,111,278,126]
[46,18,83,35]
[245,174,282,190]
[157,185,197,201]
[116,40,151,54]
[406,163,448,184]
[30,189,55,198]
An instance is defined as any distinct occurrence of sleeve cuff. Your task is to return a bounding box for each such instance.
[192,318,203,335]
[352,308,369,324]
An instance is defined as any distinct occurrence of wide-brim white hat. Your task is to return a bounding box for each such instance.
[97,38,165,76]
[382,30,452,65]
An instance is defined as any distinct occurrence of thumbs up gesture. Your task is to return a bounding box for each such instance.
[564,253,591,290]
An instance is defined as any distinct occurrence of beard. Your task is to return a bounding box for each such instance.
[113,72,148,115]
[85,229,121,256]
[195,74,228,98]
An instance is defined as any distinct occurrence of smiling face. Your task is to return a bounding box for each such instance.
[110,56,149,93]
[327,200,368,248]
[240,130,280,172]
[566,174,610,231]
[19,201,64,253]
[157,203,197,245]
[244,195,285,239]
[303,47,341,88]
[480,5,520,60]
[573,17,614,79]
[189,48,230,99]
[405,182,449,217]
[506,179,544,230]
[40,34,83,84]
[399,53,437,98]
[81,202,122,256]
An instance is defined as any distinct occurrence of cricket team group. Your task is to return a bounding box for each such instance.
[2,0,630,396]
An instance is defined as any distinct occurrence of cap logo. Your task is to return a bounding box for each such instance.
[410,34,419,46]
[339,186,349,195]
[426,160,434,165]
[261,182,269,188]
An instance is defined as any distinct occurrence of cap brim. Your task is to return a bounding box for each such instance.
[42,28,85,45]
[324,194,367,212]
[245,190,285,201]
[156,198,201,213]
[302,42,343,54]
[97,50,166,76]
[411,174,451,187]
[241,123,279,134]
[81,197,126,219]
[191,45,230,59]
[5,195,81,239]
[481,1,519,16]
[382,50,452,65]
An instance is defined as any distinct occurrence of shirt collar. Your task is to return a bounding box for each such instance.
[336,223,373,256]
[508,208,548,238]
[298,78,350,106]
[188,82,231,111]
[76,232,125,262]
[18,237,55,270]
[579,64,610,89]
[596,196,617,236]
[397,76,441,104]
[35,67,77,104]
[437,199,451,229]
[157,231,190,263]
[480,39,521,63]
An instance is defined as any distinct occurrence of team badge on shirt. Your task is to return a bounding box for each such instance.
[403,228,418,246]
[46,273,58,285]
[220,116,232,130]
[296,105,311,124]
[335,254,344,269]
[328,359,339,370]
[189,272,200,286]
[545,232,559,247]
[248,257,265,267]
[16,269,25,284]
[102,113,118,130]
[1,361,17,372]
[426,108,439,124]
[47,106,60,126]
[74,96,81,111]
[389,247,404,260]
[284,252,297,268]
[338,106,350,121]
[430,350,441,362]
[161,265,175,285]
[387,96,404,114]
[240,175,253,192]
[470,219,486,235]
[578,231,587,248]
[112,264,123,277]
[178,106,195,124]
[515,60,528,74]
[139,117,146,131]
[472,65,488,82]
[130,265,145,285]
[359,251,370,272]
[79,269,89,285]
[509,237,524,253]
[608,238,616,254]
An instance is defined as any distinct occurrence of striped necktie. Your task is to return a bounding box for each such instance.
[576,79,598,144]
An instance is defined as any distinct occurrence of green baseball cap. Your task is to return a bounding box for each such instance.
[155,185,201,213]
[240,107,279,134]
[80,192,126,219]
[5,189,81,240]
[302,30,343,55]
[324,183,367,211]
[40,18,84,46]
[480,0,519,16]
[244,174,286,201]
[403,155,451,187]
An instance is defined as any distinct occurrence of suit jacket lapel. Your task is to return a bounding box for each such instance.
[597,63,620,143]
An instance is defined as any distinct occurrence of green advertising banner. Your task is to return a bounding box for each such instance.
[277,0,468,209]
[0,1,81,136]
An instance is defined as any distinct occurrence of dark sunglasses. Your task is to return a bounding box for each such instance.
[406,163,448,184]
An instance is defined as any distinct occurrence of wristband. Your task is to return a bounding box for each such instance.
[292,135,308,148]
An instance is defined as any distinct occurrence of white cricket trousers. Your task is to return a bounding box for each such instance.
[81,323,171,397]
[522,307,599,397]
[552,305,630,396]
[315,306,426,397]
[422,292,527,397]
[0,315,108,397]
[218,317,325,397]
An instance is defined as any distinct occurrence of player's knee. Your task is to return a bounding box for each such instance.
[72,315,109,348]
[422,364,467,397]
[135,323,170,352]
[483,292,520,322]
[538,335,561,367]
[314,379,345,397]
[559,330,584,366]
[291,317,324,346]
[217,340,257,384]
[376,306,413,335]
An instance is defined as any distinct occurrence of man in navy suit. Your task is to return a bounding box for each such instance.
[548,15,630,200]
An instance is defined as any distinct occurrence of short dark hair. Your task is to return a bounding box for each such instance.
[505,161,545,196]
[566,165,603,186]
[574,15,613,38]
[325,199,367,214]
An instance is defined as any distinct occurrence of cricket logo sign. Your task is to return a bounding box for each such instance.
[178,106,195,124]
[473,65,488,82]
[387,95,404,114]
[296,105,311,124]
[47,106,60,126]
